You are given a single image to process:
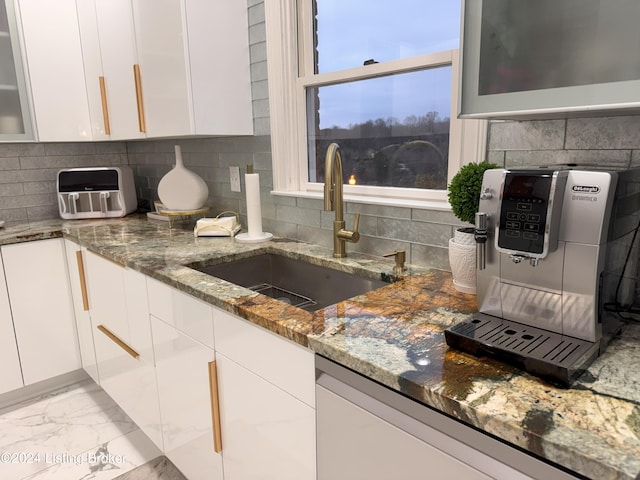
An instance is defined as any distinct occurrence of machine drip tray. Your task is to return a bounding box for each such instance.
[444,314,601,386]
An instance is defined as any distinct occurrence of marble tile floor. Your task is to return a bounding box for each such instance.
[0,379,184,480]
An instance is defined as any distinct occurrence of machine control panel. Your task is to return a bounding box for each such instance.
[497,172,553,255]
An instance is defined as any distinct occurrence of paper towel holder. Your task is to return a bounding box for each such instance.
[236,231,273,243]
[236,164,273,244]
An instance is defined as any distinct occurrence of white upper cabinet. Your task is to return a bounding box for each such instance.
[83,0,145,140]
[73,0,140,141]
[17,0,93,141]
[0,0,33,140]
[11,0,253,142]
[76,0,253,140]
[132,0,253,137]
[460,0,640,119]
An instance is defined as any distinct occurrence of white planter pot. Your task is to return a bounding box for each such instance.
[448,229,476,294]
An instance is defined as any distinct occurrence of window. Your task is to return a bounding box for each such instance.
[265,0,486,208]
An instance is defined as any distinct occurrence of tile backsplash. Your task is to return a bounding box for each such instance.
[488,116,640,169]
[0,142,128,224]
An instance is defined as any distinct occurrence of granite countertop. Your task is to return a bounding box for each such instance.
[2,216,639,479]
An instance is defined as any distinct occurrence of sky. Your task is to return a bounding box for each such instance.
[313,0,461,129]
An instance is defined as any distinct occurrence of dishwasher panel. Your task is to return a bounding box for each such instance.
[315,355,580,480]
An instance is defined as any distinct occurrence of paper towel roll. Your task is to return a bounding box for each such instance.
[245,173,263,236]
[236,172,273,243]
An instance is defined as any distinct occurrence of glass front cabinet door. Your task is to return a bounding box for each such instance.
[460,0,640,119]
[0,0,33,140]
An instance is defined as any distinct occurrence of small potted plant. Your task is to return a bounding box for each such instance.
[447,162,499,294]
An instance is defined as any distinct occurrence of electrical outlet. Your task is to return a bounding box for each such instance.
[230,166,241,192]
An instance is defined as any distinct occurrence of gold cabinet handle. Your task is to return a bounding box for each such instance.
[133,64,146,133]
[75,250,90,311]
[208,360,223,453]
[97,325,139,359]
[98,76,111,135]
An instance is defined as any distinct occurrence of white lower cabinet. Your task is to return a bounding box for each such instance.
[213,309,316,480]
[151,315,223,480]
[147,279,316,480]
[0,250,23,394]
[83,250,162,449]
[63,240,99,384]
[215,353,316,480]
[148,279,222,479]
[1,238,80,386]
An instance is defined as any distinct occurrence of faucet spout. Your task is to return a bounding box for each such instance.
[324,143,359,257]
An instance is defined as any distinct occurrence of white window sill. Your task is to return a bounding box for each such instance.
[270,190,453,212]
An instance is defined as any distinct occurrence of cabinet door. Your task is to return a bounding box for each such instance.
[131,0,191,137]
[84,250,128,340]
[132,0,253,137]
[0,0,33,140]
[85,251,162,448]
[92,0,144,139]
[213,308,315,407]
[460,1,640,118]
[147,276,215,349]
[152,316,223,480]
[17,0,92,141]
[93,316,162,449]
[0,250,23,394]
[75,0,108,140]
[1,238,80,385]
[63,241,99,384]
[216,353,316,480]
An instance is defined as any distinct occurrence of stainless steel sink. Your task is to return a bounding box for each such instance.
[190,252,388,311]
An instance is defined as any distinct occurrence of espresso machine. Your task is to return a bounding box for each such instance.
[445,167,640,385]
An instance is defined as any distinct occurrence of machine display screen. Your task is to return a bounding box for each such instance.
[497,173,552,254]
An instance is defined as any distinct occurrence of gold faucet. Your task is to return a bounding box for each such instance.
[324,143,360,258]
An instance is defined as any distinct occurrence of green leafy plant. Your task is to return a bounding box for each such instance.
[448,162,500,224]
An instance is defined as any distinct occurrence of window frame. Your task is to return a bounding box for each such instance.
[265,0,487,209]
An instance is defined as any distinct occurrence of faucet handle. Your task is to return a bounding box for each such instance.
[384,250,406,275]
[336,212,360,243]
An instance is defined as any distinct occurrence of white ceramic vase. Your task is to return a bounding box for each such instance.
[157,145,208,211]
[449,228,477,294]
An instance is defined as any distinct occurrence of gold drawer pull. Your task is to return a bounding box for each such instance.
[98,76,111,135]
[97,325,139,359]
[133,64,146,133]
[75,250,89,311]
[208,360,223,453]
